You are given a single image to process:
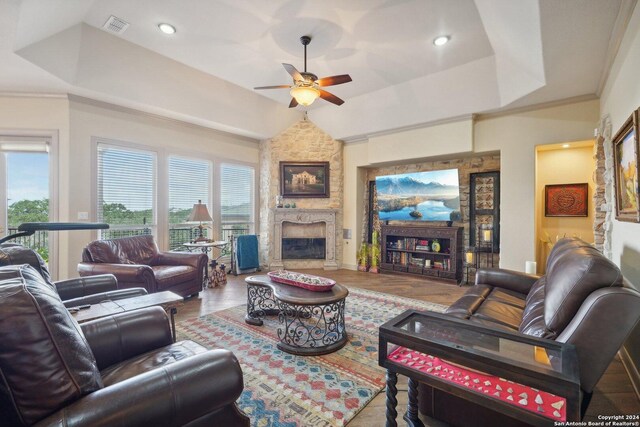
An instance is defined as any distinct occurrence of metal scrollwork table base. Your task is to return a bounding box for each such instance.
[245,275,348,356]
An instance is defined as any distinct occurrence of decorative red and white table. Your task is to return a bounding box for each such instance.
[378,310,581,427]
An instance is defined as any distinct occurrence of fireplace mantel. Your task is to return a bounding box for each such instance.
[270,208,338,270]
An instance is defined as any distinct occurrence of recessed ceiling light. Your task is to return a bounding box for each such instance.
[158,23,176,35]
[433,35,450,46]
[562,143,570,148]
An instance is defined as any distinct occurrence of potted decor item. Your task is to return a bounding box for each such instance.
[369,230,381,274]
[357,243,369,272]
[447,210,462,227]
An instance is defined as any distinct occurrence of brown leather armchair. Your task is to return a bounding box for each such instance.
[0,264,249,427]
[78,235,207,298]
[0,242,148,307]
[419,237,640,424]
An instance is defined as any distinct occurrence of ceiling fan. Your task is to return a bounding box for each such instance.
[254,35,352,108]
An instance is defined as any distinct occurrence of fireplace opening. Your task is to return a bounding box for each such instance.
[282,238,326,259]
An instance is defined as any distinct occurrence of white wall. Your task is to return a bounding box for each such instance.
[599,3,640,373]
[67,98,259,277]
[0,95,71,277]
[342,100,599,271]
[474,99,599,269]
[0,95,260,279]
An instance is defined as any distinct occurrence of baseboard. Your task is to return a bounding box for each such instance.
[342,263,358,271]
[619,345,640,401]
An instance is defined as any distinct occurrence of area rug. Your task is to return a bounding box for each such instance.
[176,287,446,427]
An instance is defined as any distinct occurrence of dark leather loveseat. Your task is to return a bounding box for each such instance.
[78,235,207,297]
[419,237,640,425]
[0,263,249,427]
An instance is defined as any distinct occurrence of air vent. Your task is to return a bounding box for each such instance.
[102,15,130,34]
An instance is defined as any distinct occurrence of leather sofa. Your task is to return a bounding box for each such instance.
[78,235,207,298]
[0,243,147,307]
[419,237,640,424]
[0,264,249,427]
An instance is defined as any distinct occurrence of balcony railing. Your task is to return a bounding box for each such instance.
[4,223,253,262]
[6,228,49,261]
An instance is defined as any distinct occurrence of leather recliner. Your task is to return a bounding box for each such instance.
[0,243,148,307]
[0,264,249,427]
[420,237,640,423]
[78,235,207,298]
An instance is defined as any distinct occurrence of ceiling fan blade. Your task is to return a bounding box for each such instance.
[289,97,299,108]
[316,74,352,87]
[318,89,344,106]
[283,63,304,82]
[254,84,291,90]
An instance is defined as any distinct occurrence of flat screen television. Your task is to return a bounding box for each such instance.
[375,169,461,221]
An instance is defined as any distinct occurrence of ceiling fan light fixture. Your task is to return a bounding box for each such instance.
[433,35,450,46]
[290,86,320,106]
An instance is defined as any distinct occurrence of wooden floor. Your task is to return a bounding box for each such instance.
[175,269,640,426]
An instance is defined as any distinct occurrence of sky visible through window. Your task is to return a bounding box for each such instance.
[7,152,49,204]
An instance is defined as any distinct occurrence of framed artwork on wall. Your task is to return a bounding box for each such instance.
[544,183,589,217]
[612,110,640,222]
[280,161,330,198]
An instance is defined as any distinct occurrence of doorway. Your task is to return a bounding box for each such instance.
[0,135,55,272]
[534,140,595,273]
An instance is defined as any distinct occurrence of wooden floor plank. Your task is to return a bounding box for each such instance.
[174,269,640,424]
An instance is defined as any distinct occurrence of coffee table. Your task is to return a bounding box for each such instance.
[70,291,183,341]
[245,275,349,356]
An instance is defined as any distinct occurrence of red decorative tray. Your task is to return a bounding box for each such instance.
[267,270,336,292]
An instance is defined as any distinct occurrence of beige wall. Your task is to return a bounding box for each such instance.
[535,144,596,272]
[0,95,71,277]
[599,3,640,378]
[343,99,599,271]
[0,95,259,279]
[473,99,599,270]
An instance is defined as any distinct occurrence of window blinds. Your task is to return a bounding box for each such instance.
[220,163,254,227]
[96,144,156,229]
[168,156,211,225]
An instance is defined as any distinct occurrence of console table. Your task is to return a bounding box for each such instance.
[379,310,580,427]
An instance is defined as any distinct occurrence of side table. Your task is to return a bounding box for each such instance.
[183,241,228,286]
[379,310,581,427]
[71,291,183,342]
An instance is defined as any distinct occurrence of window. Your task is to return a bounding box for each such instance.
[0,137,51,260]
[97,144,156,239]
[168,156,212,250]
[220,163,255,244]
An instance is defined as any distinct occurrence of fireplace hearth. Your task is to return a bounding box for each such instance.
[270,208,338,270]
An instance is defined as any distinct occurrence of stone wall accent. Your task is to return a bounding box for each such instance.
[363,154,500,260]
[595,115,614,259]
[259,118,343,268]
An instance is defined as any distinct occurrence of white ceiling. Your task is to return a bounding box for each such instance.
[0,0,630,140]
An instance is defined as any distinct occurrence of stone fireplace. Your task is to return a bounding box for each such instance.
[259,119,343,269]
[270,208,338,270]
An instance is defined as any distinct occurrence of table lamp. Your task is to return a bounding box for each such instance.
[188,200,213,242]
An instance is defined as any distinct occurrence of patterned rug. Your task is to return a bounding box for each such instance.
[176,287,446,427]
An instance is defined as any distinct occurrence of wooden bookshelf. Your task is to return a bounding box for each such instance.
[380,224,463,283]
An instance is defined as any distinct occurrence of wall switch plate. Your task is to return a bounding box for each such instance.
[77,212,89,220]
[343,228,351,239]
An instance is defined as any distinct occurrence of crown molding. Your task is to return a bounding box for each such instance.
[474,94,598,122]
[341,114,475,144]
[596,0,638,96]
[0,92,68,99]
[67,94,259,143]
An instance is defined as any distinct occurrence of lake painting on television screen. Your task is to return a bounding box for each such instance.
[376,169,461,221]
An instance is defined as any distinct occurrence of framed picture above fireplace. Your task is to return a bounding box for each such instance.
[280,161,330,198]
